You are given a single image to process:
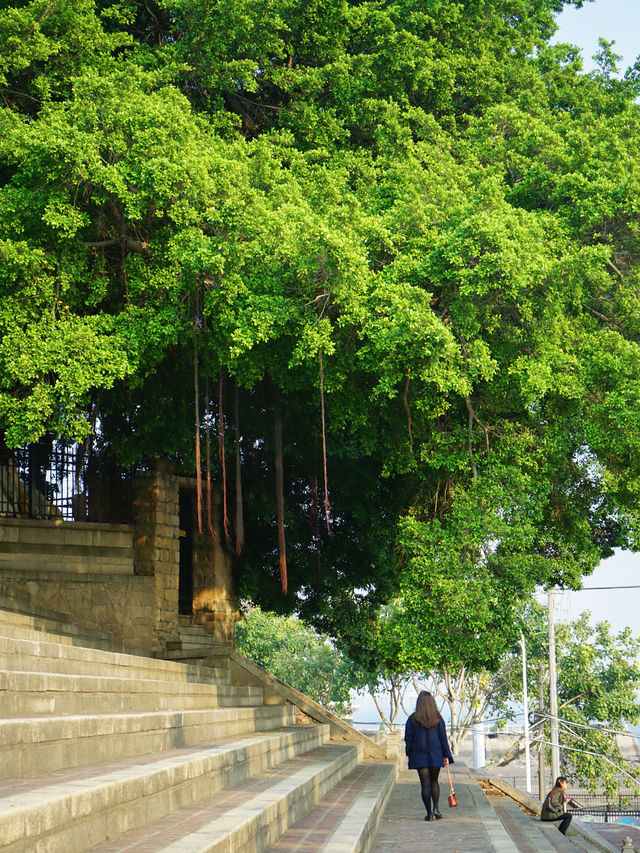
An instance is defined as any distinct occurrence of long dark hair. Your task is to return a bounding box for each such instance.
[413,691,441,728]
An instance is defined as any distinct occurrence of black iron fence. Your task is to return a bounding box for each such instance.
[0,440,133,524]
[568,791,640,823]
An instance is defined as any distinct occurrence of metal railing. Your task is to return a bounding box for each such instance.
[568,796,640,823]
[0,440,133,524]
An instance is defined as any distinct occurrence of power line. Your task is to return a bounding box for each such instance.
[577,585,640,591]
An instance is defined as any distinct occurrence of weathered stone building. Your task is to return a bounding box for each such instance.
[0,449,238,654]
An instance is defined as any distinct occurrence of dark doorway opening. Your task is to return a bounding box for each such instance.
[178,489,194,615]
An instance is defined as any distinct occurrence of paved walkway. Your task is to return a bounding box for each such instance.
[372,766,518,853]
[371,763,622,853]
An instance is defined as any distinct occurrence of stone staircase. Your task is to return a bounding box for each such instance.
[164,617,232,661]
[0,606,396,853]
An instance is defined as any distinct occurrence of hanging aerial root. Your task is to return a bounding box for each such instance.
[193,303,203,533]
[218,367,231,548]
[273,387,287,595]
[233,376,244,557]
[318,349,332,536]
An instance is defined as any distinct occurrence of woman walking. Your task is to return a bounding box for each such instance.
[404,691,454,821]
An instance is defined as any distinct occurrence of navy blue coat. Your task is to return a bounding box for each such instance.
[404,714,454,770]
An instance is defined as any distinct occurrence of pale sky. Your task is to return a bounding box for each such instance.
[553,0,640,73]
[552,0,640,636]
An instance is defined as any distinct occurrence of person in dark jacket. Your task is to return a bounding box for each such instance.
[541,777,579,835]
[404,691,454,821]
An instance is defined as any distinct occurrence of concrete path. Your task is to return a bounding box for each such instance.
[371,764,615,853]
[372,767,517,853]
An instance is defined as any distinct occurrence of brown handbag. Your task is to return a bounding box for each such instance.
[445,761,458,807]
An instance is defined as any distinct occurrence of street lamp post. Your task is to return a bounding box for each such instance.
[520,632,532,793]
[548,589,560,782]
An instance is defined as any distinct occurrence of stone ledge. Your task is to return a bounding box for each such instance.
[0,542,133,558]
[486,775,619,853]
[0,518,132,533]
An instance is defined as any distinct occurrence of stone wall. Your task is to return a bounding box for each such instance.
[0,461,239,653]
[0,516,156,650]
[133,463,181,648]
[0,570,155,651]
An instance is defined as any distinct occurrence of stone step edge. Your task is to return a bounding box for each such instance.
[0,651,229,684]
[486,775,619,853]
[492,795,573,853]
[0,669,259,696]
[0,625,234,688]
[0,657,230,686]
[0,705,301,748]
[0,620,232,674]
[0,637,228,684]
[311,762,396,853]
[461,776,520,853]
[2,739,355,853]
[165,646,232,660]
[106,746,360,853]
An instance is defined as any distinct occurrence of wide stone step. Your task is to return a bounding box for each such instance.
[268,762,396,853]
[165,646,232,661]
[0,670,263,716]
[490,795,579,852]
[0,634,229,683]
[0,704,300,779]
[0,732,348,853]
[490,790,613,853]
[76,743,360,853]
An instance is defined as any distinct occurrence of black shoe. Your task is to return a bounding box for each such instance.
[424,814,434,821]
[433,809,443,819]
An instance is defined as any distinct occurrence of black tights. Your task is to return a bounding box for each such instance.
[543,814,572,835]
[416,766,441,815]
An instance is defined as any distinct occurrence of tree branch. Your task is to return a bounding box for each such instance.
[84,237,150,254]
[607,258,624,280]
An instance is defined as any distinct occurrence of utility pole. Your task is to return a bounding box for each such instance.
[520,632,532,793]
[548,589,560,782]
[538,660,546,801]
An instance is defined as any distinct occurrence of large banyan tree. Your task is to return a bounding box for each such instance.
[2,0,640,664]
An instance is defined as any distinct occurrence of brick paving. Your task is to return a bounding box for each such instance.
[268,764,377,852]
[86,747,347,852]
[589,820,640,849]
